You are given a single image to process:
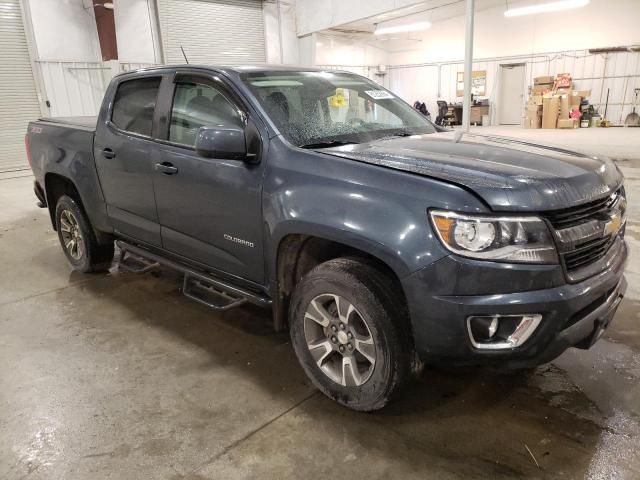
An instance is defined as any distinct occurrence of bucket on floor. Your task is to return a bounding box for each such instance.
[580,119,589,128]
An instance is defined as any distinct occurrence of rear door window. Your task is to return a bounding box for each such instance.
[111,77,161,137]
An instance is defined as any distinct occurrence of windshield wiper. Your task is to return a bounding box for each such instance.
[299,140,359,149]
[385,129,415,138]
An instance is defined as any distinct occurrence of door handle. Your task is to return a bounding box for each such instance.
[101,148,116,159]
[155,162,178,175]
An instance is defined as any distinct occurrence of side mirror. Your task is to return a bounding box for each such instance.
[195,126,247,160]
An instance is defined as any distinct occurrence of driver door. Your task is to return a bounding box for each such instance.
[152,72,266,284]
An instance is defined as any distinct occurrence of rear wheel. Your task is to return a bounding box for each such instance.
[289,258,413,411]
[55,195,114,272]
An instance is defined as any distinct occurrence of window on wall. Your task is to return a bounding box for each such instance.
[169,81,242,147]
[111,77,162,136]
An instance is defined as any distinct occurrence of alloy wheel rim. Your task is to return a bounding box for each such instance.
[60,210,85,260]
[303,293,376,387]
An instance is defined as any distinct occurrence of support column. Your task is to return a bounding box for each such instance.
[462,0,475,132]
[93,0,118,61]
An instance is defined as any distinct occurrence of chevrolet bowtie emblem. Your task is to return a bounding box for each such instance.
[603,214,622,236]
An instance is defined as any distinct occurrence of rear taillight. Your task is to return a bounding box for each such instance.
[25,134,33,169]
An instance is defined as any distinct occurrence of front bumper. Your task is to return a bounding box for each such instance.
[402,236,628,368]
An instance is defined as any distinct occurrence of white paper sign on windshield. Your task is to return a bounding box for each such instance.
[365,90,394,100]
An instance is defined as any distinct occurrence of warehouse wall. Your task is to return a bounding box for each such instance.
[314,33,390,87]
[263,0,299,64]
[391,0,640,64]
[26,0,102,62]
[26,0,301,116]
[296,0,424,36]
[23,0,159,117]
[389,49,640,127]
[315,33,388,67]
[385,0,640,125]
[115,0,161,63]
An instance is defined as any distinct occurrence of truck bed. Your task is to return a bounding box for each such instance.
[37,116,97,132]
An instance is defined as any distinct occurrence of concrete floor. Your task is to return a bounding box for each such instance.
[1,129,639,479]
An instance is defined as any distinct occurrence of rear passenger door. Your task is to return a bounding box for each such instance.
[152,71,266,284]
[94,74,165,246]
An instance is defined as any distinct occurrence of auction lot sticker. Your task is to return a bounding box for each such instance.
[365,90,394,100]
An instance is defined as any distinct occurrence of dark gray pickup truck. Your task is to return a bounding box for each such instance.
[26,65,627,410]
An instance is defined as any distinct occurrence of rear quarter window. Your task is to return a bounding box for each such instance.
[111,77,162,137]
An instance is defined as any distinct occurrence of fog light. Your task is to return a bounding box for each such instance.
[467,314,542,350]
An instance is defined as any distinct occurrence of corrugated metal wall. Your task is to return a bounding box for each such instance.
[0,0,42,172]
[35,61,157,118]
[157,0,266,65]
[388,49,640,126]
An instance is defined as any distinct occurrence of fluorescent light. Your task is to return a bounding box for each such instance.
[374,21,431,35]
[504,0,589,17]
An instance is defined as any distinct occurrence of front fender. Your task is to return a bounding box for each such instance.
[262,148,472,282]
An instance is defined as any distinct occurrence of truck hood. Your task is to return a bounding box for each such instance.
[321,131,623,212]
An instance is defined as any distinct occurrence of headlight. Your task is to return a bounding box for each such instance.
[429,210,557,264]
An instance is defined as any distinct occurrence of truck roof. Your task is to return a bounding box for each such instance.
[116,64,350,78]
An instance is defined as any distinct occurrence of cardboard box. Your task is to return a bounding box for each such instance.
[528,95,543,106]
[526,105,543,116]
[542,96,559,128]
[524,115,542,129]
[556,73,572,88]
[569,93,582,107]
[559,95,570,119]
[531,84,553,94]
[558,118,578,129]
[575,89,591,98]
[534,75,554,85]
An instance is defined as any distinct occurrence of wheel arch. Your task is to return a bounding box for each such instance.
[44,173,112,245]
[272,232,409,332]
[44,173,81,229]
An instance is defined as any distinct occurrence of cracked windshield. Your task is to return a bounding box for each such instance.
[241,71,436,148]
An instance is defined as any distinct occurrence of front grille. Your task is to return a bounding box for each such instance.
[546,189,621,229]
[542,187,625,276]
[564,235,613,271]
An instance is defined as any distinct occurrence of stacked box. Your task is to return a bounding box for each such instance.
[534,76,554,85]
[558,118,578,129]
[559,95,570,120]
[542,96,560,129]
[528,95,543,106]
[531,84,553,95]
[524,104,543,128]
[523,74,592,129]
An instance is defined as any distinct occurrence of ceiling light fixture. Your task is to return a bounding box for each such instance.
[504,0,589,17]
[374,21,431,35]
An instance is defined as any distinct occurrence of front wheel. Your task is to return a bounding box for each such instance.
[55,195,114,273]
[289,258,413,411]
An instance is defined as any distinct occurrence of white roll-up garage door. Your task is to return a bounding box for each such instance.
[158,0,265,65]
[0,0,42,172]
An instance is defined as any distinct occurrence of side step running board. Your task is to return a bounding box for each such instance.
[119,250,160,273]
[116,240,271,311]
[183,274,247,311]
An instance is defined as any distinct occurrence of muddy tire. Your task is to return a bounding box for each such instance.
[55,195,114,273]
[289,257,413,411]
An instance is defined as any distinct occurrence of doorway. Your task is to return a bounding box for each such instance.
[499,64,526,125]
